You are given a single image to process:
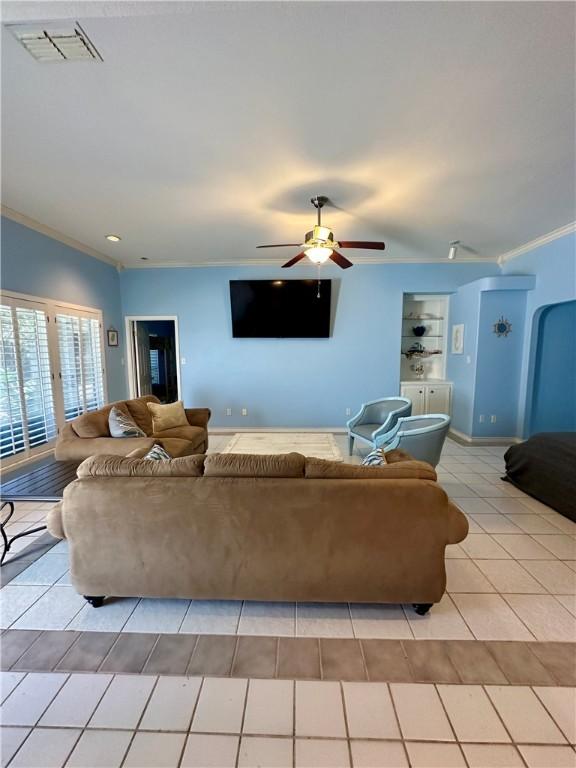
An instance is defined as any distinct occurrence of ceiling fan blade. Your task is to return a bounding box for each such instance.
[281,252,306,268]
[338,241,385,250]
[257,243,301,249]
[329,250,354,269]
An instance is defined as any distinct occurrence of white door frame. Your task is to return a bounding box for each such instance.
[124,316,182,401]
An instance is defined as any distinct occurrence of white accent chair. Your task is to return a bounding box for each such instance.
[378,414,451,468]
[347,397,412,454]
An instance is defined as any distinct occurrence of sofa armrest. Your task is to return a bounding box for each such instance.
[47,502,66,540]
[185,408,211,430]
[447,501,469,544]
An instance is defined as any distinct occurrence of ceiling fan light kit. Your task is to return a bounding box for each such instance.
[257,195,385,269]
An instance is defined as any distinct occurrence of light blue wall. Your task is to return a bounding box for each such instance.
[1,217,126,402]
[501,232,576,436]
[474,291,527,437]
[5,211,572,435]
[120,262,498,427]
[530,300,576,433]
[447,277,531,438]
[445,282,481,436]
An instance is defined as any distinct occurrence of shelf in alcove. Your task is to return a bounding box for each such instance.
[401,351,443,357]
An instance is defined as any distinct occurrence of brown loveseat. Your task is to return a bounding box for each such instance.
[47,451,468,613]
[54,395,210,461]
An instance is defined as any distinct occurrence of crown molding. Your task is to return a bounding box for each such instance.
[124,254,498,269]
[497,221,576,265]
[1,206,123,270]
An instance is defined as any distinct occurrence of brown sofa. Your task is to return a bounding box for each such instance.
[47,451,468,613]
[54,395,210,461]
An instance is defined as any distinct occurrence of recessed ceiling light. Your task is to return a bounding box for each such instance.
[106,234,121,242]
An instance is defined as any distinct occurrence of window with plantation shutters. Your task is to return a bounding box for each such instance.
[0,291,107,465]
[0,301,57,460]
[56,313,105,420]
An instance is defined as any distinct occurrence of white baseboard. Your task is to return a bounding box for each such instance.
[209,427,348,434]
[449,428,522,446]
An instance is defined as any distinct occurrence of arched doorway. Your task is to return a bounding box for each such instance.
[529,300,576,434]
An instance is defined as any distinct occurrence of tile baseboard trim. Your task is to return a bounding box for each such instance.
[1,630,574,687]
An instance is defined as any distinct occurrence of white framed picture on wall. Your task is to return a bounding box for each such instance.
[451,323,464,354]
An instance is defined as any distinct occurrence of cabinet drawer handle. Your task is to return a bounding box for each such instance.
[419,390,423,394]
[430,390,435,394]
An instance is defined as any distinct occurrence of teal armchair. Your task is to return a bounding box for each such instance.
[378,414,451,468]
[347,397,412,454]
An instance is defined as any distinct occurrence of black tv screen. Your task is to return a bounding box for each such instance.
[230,280,331,338]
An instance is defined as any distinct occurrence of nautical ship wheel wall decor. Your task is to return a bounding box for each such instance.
[493,316,512,337]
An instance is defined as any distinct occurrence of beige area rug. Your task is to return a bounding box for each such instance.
[221,432,343,461]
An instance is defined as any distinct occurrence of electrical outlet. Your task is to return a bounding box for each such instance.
[490,415,497,423]
[181,357,187,365]
[241,408,247,416]
[479,415,485,423]
[345,408,351,416]
[466,355,472,364]
[226,408,232,416]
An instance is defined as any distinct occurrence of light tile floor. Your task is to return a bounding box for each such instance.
[2,437,575,642]
[1,673,575,768]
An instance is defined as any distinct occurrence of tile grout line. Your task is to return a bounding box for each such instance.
[4,723,575,747]
[228,635,241,678]
[118,673,160,768]
[4,670,71,768]
[356,638,371,682]
[3,584,53,631]
[50,671,117,768]
[291,678,296,768]
[176,675,206,768]
[386,681,412,767]
[480,682,530,766]
[338,680,354,767]
[432,681,461,744]
[234,677,250,768]
[531,685,575,744]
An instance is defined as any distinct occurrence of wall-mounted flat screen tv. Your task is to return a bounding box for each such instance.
[230,279,331,338]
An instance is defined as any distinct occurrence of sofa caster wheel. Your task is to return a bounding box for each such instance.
[84,596,105,608]
[413,603,432,616]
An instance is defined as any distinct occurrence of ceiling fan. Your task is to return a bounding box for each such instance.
[257,195,385,269]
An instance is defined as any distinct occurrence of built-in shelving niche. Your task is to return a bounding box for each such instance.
[401,294,448,382]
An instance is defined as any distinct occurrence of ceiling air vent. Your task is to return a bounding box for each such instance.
[8,22,102,62]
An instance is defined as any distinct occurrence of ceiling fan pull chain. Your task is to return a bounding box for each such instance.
[317,265,321,298]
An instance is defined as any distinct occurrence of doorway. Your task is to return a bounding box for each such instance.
[126,317,181,403]
[529,300,576,434]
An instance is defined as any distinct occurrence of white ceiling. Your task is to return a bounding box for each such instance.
[2,1,575,268]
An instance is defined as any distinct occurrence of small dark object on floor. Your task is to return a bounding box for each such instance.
[84,596,105,608]
[413,603,432,615]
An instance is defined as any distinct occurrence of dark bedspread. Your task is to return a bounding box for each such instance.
[504,432,576,522]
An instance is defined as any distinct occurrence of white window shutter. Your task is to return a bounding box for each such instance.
[0,303,57,459]
[56,313,105,420]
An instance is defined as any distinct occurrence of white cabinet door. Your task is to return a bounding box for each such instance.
[401,384,426,416]
[426,384,451,414]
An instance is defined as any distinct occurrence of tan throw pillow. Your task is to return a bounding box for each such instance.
[147,400,188,432]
